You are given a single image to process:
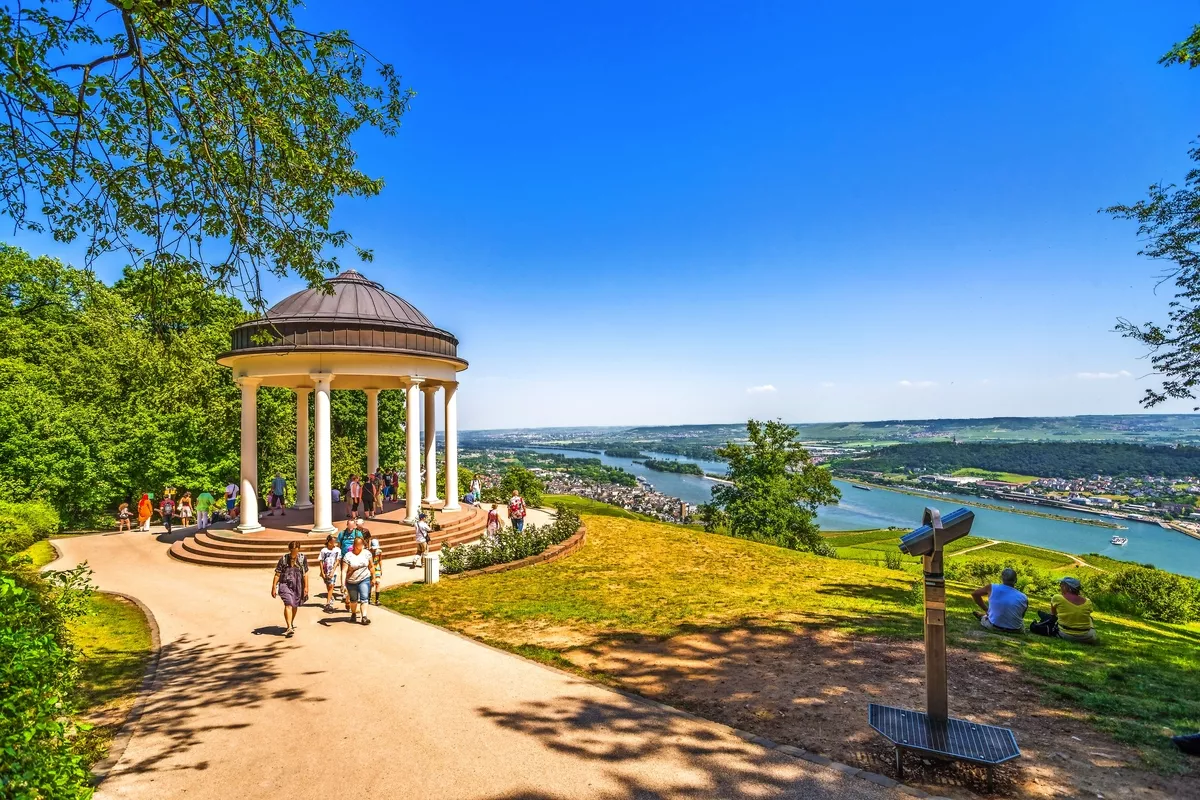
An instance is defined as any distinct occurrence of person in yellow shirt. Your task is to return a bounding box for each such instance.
[1043,577,1098,643]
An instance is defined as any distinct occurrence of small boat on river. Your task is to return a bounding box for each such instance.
[1110,536,1128,546]
[852,484,871,491]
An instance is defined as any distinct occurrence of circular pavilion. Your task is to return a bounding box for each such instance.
[216,269,467,536]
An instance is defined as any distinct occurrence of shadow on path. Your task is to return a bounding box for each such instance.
[104,634,323,782]
[476,694,875,799]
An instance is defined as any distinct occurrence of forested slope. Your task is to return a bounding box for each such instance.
[840,441,1200,478]
[0,246,407,527]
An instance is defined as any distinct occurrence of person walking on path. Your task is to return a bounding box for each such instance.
[266,473,287,517]
[342,535,373,624]
[413,512,432,569]
[224,481,239,516]
[370,536,383,605]
[486,504,501,538]
[271,541,309,637]
[196,489,215,530]
[348,475,362,520]
[318,534,342,613]
[159,493,176,534]
[137,493,153,532]
[337,521,359,612]
[178,492,194,528]
[362,476,375,520]
[508,490,527,533]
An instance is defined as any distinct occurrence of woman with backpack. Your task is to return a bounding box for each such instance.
[271,541,309,638]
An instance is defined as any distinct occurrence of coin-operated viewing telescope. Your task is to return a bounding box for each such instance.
[899,506,974,559]
[868,507,1020,790]
[900,507,974,719]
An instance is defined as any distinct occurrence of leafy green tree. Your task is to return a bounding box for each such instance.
[0,0,413,308]
[500,466,545,508]
[0,244,408,526]
[707,419,840,552]
[1109,23,1200,407]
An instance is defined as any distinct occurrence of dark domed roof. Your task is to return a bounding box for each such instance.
[266,269,436,328]
[223,269,464,365]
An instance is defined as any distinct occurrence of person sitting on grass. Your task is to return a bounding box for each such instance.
[1032,576,1098,644]
[970,567,1028,634]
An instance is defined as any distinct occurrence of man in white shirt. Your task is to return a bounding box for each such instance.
[224,482,239,515]
[413,512,432,568]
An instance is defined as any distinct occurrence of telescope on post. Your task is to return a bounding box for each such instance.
[868,507,1021,791]
[901,507,974,719]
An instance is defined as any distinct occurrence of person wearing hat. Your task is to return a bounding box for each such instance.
[1048,576,1097,643]
[970,567,1028,634]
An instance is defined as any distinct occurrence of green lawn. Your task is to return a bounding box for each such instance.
[951,468,1040,484]
[383,515,1199,772]
[16,538,154,767]
[385,516,923,641]
[542,494,650,521]
[22,539,57,568]
[69,592,154,765]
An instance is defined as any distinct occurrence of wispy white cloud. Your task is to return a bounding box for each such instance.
[1074,370,1132,380]
[898,379,937,388]
[746,384,777,394]
[819,381,836,389]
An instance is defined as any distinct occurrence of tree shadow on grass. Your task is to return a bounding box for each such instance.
[475,694,885,799]
[100,634,324,784]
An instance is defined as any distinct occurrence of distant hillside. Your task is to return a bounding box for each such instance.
[793,415,1200,444]
[839,441,1200,479]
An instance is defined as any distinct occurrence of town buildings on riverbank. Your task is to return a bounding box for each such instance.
[542,474,693,521]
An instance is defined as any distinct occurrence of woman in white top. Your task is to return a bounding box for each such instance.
[342,535,373,625]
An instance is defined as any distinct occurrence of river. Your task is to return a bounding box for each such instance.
[529,447,1200,578]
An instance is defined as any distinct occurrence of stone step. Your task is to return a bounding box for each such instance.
[168,507,487,569]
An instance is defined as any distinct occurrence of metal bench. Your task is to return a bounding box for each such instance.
[869,703,1020,792]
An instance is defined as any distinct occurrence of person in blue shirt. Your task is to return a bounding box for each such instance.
[971,567,1029,633]
[336,521,360,611]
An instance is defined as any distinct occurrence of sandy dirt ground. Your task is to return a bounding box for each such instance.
[563,626,1198,799]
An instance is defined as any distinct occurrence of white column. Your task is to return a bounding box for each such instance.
[424,384,438,503]
[405,379,423,522]
[310,373,335,534]
[237,377,264,533]
[365,389,380,475]
[295,388,312,508]
[443,381,461,512]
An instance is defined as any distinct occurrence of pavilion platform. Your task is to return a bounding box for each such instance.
[168,500,487,569]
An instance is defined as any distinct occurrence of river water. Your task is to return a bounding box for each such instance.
[529,447,1200,577]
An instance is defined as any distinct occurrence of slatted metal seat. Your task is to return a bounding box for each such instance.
[869,703,1020,791]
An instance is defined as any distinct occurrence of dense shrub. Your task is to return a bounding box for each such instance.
[945,557,1060,599]
[0,562,94,799]
[1092,566,1200,624]
[945,557,1200,624]
[440,505,582,575]
[0,499,61,558]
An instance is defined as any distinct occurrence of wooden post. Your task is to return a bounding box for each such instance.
[924,550,948,721]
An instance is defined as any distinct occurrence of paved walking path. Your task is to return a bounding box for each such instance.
[52,531,901,800]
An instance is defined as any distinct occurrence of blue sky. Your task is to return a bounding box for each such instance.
[14,2,1200,429]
